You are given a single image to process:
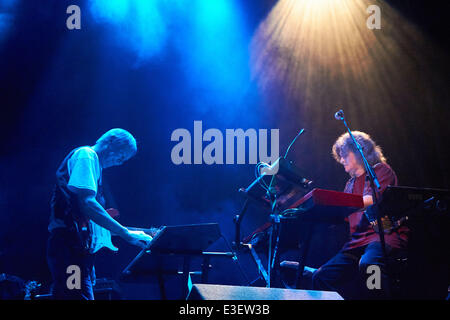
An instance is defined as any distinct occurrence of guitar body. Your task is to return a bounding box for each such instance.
[88,208,161,253]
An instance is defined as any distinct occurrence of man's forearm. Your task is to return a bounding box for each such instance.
[81,197,129,238]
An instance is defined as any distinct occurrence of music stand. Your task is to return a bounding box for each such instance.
[235,158,312,287]
[120,223,232,299]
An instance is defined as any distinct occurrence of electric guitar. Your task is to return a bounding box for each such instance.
[89,208,162,254]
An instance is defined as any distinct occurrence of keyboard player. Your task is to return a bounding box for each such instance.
[310,131,409,299]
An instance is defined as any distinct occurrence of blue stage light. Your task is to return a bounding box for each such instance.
[175,0,251,114]
[87,0,253,121]
[89,0,167,61]
[0,0,18,43]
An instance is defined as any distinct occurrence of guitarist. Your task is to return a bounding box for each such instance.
[47,128,153,300]
[311,131,409,299]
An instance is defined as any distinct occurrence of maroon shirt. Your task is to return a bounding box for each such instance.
[342,162,409,251]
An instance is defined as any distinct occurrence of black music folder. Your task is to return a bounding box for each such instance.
[147,223,221,254]
[121,223,221,281]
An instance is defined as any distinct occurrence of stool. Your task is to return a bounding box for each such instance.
[279,260,317,290]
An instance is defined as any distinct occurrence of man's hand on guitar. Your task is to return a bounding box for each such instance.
[123,229,153,248]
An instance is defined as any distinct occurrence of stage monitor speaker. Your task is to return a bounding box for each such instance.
[187,284,343,300]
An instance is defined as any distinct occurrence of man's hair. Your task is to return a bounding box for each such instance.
[332,131,386,166]
[96,128,137,156]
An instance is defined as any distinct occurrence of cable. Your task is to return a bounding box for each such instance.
[280,207,307,217]
[255,162,271,192]
[220,234,251,286]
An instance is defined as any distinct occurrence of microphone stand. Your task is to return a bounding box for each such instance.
[337,110,391,295]
[267,129,305,287]
[235,129,306,288]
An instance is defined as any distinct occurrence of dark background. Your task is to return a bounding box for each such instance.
[0,0,448,298]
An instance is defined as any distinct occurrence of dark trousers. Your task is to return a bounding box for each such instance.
[47,229,95,300]
[312,242,402,300]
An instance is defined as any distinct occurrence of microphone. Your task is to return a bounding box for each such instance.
[334,109,344,121]
[283,128,305,159]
